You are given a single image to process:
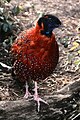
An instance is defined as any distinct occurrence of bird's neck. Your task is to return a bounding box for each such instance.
[35,23,42,33]
[35,23,52,37]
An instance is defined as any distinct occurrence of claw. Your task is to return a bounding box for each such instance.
[24,91,32,99]
[34,95,48,112]
[33,81,48,112]
[23,81,48,112]
[23,81,32,99]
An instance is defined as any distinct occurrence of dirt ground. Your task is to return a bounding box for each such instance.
[0,0,80,102]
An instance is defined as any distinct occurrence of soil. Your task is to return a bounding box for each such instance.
[0,0,80,116]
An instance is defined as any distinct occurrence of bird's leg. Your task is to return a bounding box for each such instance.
[33,81,48,112]
[24,81,32,98]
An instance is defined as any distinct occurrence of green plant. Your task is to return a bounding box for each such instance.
[0,0,21,46]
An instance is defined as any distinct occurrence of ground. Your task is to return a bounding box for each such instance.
[0,0,80,112]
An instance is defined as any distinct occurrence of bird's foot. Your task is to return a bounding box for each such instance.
[24,92,32,99]
[34,94,48,112]
[24,81,33,99]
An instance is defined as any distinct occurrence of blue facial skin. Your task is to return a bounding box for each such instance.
[43,25,54,36]
[45,31,50,35]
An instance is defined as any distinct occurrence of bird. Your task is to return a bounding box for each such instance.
[11,14,61,112]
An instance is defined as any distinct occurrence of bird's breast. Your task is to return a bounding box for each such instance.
[11,29,59,81]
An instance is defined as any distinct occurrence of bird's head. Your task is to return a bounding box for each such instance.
[37,14,61,37]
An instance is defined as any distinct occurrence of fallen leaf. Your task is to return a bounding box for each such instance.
[70,41,79,51]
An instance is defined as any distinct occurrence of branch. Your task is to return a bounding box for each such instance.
[0,79,80,120]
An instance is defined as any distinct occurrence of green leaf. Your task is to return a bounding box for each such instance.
[78,50,80,54]
[70,41,79,51]
[74,60,80,65]
[64,42,68,48]
[2,21,12,33]
[2,23,9,32]
[12,6,20,16]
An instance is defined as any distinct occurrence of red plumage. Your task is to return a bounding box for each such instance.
[11,14,61,111]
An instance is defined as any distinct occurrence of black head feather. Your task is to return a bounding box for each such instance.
[38,14,61,37]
